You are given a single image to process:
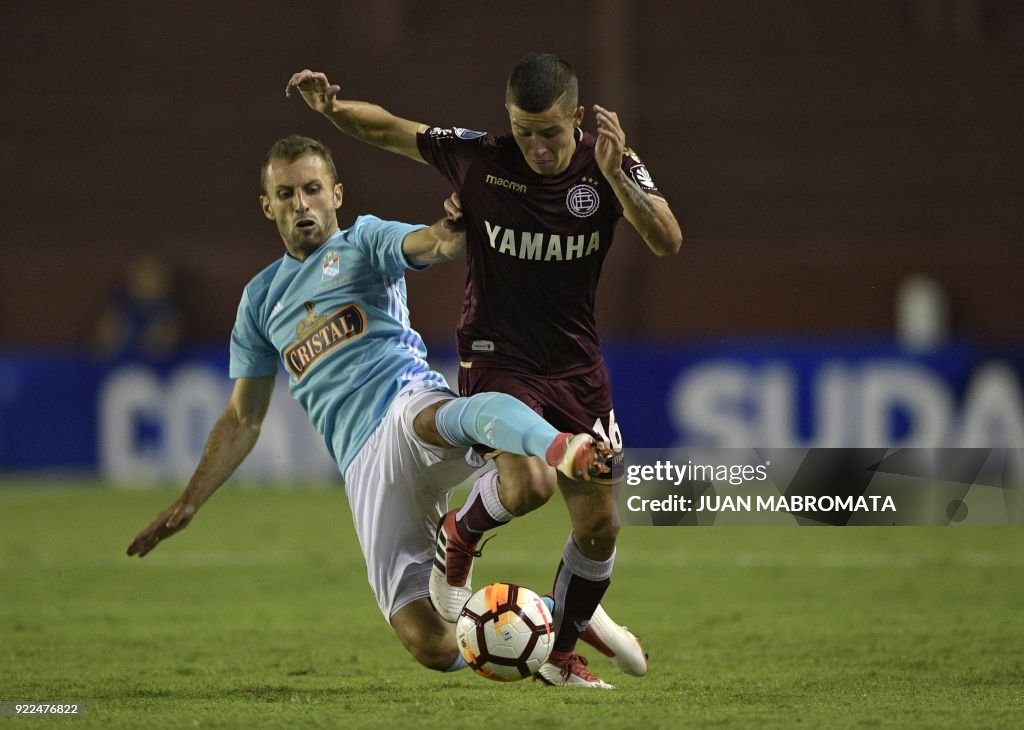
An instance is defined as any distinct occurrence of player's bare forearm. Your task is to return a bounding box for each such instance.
[180,376,274,507]
[180,408,262,507]
[126,376,273,557]
[608,170,683,256]
[592,104,682,255]
[321,101,427,163]
[125,406,259,557]
[287,69,427,162]
[403,218,467,266]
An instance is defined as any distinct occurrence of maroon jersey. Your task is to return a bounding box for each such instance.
[417,126,663,375]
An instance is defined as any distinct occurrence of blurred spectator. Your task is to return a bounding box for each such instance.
[92,253,186,362]
[896,274,951,352]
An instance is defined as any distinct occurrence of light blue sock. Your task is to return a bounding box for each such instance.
[435,393,559,458]
[444,653,468,672]
[541,595,555,614]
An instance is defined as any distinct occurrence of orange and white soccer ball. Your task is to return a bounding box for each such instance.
[455,583,555,681]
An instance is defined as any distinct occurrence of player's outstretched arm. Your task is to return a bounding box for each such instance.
[126,375,275,557]
[286,69,427,164]
[593,105,683,257]
[402,199,467,266]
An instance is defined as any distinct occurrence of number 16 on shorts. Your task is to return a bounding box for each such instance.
[592,409,624,481]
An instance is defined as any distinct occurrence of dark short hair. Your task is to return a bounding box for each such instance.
[259,135,338,194]
[505,53,579,114]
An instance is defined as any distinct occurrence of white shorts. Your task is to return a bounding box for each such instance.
[342,381,482,621]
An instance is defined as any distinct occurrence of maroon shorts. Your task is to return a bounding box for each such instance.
[458,361,624,482]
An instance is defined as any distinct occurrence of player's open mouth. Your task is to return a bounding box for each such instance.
[296,219,317,231]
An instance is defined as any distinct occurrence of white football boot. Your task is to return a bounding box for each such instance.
[536,650,615,689]
[578,603,649,676]
[429,509,484,622]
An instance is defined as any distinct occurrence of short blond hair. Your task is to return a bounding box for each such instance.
[260,135,338,193]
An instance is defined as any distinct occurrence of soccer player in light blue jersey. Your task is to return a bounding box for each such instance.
[127,135,609,672]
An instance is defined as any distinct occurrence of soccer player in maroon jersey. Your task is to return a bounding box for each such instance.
[288,53,681,688]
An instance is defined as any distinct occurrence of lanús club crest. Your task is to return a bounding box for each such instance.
[566,178,600,218]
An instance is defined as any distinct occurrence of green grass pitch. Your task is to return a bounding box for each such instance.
[1,481,1022,728]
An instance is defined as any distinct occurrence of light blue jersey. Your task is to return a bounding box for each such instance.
[229,215,449,473]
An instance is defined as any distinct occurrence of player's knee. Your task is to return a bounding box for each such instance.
[394,623,459,671]
[407,636,460,672]
[574,514,620,553]
[500,465,556,515]
[391,599,459,671]
[517,470,556,513]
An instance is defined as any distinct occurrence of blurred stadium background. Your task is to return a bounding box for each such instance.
[2,1,1023,480]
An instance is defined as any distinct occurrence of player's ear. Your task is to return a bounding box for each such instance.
[259,195,274,220]
[333,182,343,209]
[573,105,585,127]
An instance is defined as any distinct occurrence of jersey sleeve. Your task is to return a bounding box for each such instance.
[415,126,491,189]
[351,215,429,278]
[229,285,279,379]
[621,148,664,198]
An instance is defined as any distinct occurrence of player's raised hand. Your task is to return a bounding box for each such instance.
[443,193,464,225]
[286,69,341,115]
[126,500,197,558]
[593,105,627,180]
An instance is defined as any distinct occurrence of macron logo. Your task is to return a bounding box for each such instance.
[485,174,527,193]
[270,301,284,319]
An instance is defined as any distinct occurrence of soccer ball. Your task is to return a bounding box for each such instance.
[455,583,555,681]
